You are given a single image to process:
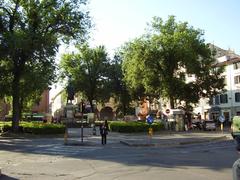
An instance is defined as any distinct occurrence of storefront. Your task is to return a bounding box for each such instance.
[209,106,221,122]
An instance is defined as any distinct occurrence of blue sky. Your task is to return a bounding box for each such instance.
[87,0,240,56]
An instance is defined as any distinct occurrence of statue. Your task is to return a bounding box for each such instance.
[66,80,75,104]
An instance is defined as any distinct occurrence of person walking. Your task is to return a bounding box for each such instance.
[100,120,109,145]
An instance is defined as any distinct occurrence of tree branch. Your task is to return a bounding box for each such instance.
[0,6,11,17]
[9,0,20,32]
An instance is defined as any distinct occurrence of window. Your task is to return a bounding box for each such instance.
[222,75,227,86]
[215,95,220,105]
[209,97,213,105]
[234,75,240,84]
[234,62,240,70]
[220,94,228,104]
[235,92,240,102]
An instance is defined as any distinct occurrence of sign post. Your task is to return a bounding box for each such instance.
[146,115,154,137]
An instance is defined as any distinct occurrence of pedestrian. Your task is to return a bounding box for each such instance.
[100,120,109,145]
[233,136,240,180]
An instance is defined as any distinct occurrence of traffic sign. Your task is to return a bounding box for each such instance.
[219,115,225,123]
[146,115,154,125]
[166,109,170,114]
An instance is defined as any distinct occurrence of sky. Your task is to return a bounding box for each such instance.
[85,0,240,57]
[53,0,240,99]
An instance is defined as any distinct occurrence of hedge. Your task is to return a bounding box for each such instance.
[0,121,65,135]
[0,120,164,134]
[109,121,164,133]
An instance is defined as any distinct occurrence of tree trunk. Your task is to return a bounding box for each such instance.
[89,99,94,113]
[122,100,128,116]
[19,97,24,121]
[170,97,175,109]
[12,74,20,133]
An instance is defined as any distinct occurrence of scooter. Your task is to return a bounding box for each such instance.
[192,121,203,130]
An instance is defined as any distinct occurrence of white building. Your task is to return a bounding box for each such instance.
[194,46,240,124]
[49,84,65,118]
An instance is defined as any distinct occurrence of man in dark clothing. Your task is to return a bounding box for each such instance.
[100,120,109,145]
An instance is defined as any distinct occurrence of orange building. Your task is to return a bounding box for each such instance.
[31,89,50,113]
[0,89,50,119]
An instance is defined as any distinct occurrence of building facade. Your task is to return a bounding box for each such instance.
[0,89,50,119]
[194,46,240,124]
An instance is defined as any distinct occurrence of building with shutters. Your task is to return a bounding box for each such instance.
[193,45,240,125]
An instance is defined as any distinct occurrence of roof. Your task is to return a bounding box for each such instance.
[208,43,240,59]
[215,57,240,67]
[208,44,240,67]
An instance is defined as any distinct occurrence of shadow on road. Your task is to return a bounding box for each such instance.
[0,174,19,180]
[0,133,237,172]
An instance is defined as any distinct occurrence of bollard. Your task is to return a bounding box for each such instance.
[148,127,153,136]
[221,123,224,133]
[64,129,68,145]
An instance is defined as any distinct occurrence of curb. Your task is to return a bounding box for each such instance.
[120,140,156,147]
[179,136,228,145]
[120,136,229,147]
[64,141,99,146]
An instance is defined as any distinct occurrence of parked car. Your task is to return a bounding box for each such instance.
[203,120,216,131]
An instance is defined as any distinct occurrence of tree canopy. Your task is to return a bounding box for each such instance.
[0,0,91,131]
[106,54,132,116]
[60,44,109,111]
[121,16,225,109]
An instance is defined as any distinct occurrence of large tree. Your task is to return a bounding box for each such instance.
[19,60,56,114]
[0,0,91,132]
[60,44,109,111]
[122,16,224,109]
[106,54,132,116]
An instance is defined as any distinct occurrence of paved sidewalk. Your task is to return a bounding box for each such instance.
[64,129,233,147]
[0,129,233,147]
[117,131,232,147]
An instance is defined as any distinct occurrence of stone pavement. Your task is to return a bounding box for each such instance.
[0,128,233,147]
[0,130,233,178]
[64,128,233,147]
[117,131,232,147]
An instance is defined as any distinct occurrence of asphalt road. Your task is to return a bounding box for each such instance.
[0,133,238,180]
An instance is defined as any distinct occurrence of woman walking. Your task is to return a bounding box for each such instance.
[100,120,109,145]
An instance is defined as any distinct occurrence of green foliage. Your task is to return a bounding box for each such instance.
[121,38,149,99]
[109,121,164,133]
[0,0,91,131]
[22,122,65,134]
[0,121,65,134]
[121,15,225,108]
[106,54,132,116]
[60,44,110,110]
[0,122,11,132]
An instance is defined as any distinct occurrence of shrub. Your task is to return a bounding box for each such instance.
[2,124,11,132]
[22,122,65,134]
[109,121,164,133]
[0,121,65,134]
